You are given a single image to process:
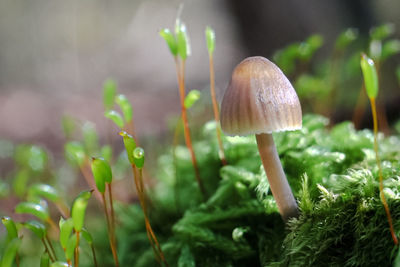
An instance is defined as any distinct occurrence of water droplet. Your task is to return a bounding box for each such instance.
[133,147,144,159]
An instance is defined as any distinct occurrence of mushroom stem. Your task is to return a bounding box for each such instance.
[256,133,299,221]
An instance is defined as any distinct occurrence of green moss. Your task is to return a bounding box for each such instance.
[109,114,400,266]
[274,172,400,266]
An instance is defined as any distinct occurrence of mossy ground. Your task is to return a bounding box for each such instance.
[95,114,400,266]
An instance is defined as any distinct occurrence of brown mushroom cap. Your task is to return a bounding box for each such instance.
[220,56,302,136]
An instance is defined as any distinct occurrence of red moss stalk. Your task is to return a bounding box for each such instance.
[370,97,398,245]
[208,53,226,165]
[174,58,206,197]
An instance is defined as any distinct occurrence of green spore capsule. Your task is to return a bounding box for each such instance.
[103,79,117,111]
[82,122,99,155]
[104,110,124,129]
[91,157,112,193]
[370,23,395,40]
[115,94,133,122]
[15,202,49,221]
[28,184,60,202]
[13,169,29,198]
[360,53,379,99]
[64,141,86,167]
[71,190,92,232]
[1,237,21,267]
[59,217,74,250]
[14,144,48,172]
[119,131,136,165]
[175,20,191,60]
[23,220,46,239]
[65,234,78,263]
[205,26,215,55]
[298,34,323,60]
[1,217,18,243]
[133,147,145,169]
[273,43,299,74]
[381,39,400,61]
[81,228,93,245]
[160,28,178,56]
[184,89,201,109]
[335,28,358,50]
[306,34,323,50]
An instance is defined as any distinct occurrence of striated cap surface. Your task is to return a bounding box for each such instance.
[220,56,302,136]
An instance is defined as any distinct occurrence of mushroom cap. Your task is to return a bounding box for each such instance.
[220,56,302,136]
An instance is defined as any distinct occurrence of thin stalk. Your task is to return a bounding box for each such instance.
[370,97,398,245]
[172,118,182,212]
[101,193,119,267]
[175,58,206,197]
[107,183,116,236]
[91,244,98,267]
[74,231,80,267]
[139,168,167,266]
[131,166,156,256]
[79,161,103,203]
[131,166,168,266]
[208,53,226,165]
[107,183,117,258]
[45,235,58,261]
[41,239,55,262]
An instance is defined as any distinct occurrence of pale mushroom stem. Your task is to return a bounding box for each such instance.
[256,133,299,222]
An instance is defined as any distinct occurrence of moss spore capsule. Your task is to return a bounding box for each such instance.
[91,157,112,193]
[120,131,136,165]
[133,147,145,169]
[360,53,378,99]
[103,79,117,111]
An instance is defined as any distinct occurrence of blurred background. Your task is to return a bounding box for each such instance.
[0,0,400,263]
[0,0,399,151]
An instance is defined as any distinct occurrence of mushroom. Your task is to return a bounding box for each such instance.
[220,56,302,221]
